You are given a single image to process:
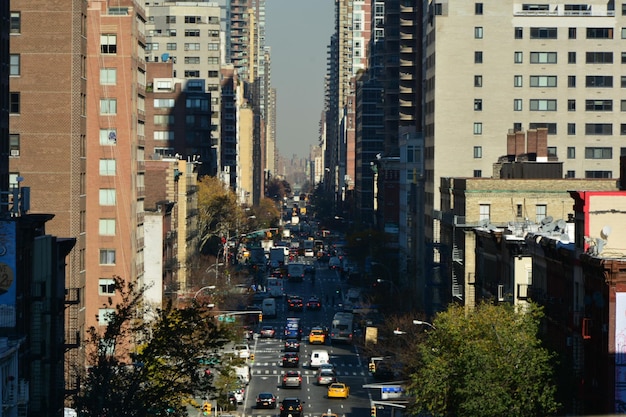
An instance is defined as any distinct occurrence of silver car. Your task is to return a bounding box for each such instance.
[282,371,302,388]
[316,369,337,386]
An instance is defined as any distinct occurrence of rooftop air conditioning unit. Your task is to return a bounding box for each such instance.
[10,149,19,157]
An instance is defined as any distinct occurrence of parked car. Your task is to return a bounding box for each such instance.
[230,385,246,404]
[280,398,304,417]
[282,371,302,388]
[256,392,277,409]
[316,369,337,386]
[284,338,301,352]
[260,325,276,338]
[282,352,300,368]
[327,382,349,399]
[234,344,251,359]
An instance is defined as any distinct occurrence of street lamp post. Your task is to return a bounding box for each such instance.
[413,320,436,330]
[206,262,224,285]
[193,285,216,301]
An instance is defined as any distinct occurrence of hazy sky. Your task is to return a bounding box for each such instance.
[264,0,334,159]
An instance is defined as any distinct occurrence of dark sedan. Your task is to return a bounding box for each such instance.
[256,392,277,409]
[284,338,301,352]
[282,352,300,368]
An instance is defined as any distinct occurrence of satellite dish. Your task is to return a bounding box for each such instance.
[601,225,612,239]
[557,219,567,231]
[108,131,117,142]
[596,238,607,254]
[560,233,570,243]
[161,53,170,62]
[542,216,554,225]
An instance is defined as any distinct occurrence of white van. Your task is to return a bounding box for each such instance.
[234,364,251,385]
[310,349,330,369]
[262,298,277,318]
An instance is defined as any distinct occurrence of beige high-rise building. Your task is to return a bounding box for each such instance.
[424,0,626,246]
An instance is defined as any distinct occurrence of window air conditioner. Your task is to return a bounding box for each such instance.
[10,149,19,157]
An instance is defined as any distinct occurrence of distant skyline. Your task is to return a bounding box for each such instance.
[265,0,334,160]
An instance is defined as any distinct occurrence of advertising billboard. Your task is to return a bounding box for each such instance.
[0,220,16,327]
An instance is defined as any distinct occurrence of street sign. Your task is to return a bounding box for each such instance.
[217,315,236,323]
[381,386,404,400]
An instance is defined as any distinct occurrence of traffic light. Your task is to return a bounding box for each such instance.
[258,313,263,322]
[368,362,376,373]
[202,402,211,415]
[370,405,377,417]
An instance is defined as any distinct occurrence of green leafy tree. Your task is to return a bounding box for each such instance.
[75,277,232,417]
[407,302,560,417]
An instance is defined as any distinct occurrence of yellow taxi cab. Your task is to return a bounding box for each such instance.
[308,328,326,344]
[327,382,350,399]
[321,409,338,417]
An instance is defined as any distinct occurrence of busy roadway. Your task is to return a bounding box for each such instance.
[233,260,374,417]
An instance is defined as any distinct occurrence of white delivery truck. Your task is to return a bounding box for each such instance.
[309,349,330,369]
[234,364,251,385]
[262,298,277,318]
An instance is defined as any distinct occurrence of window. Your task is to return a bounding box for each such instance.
[621,124,626,135]
[184,70,200,78]
[479,204,490,222]
[474,75,483,87]
[475,3,483,14]
[586,28,613,39]
[514,99,522,111]
[623,4,626,15]
[474,122,483,134]
[9,54,20,75]
[585,147,612,159]
[166,29,177,37]
[208,43,219,51]
[185,15,201,23]
[536,205,547,223]
[568,100,576,111]
[585,171,612,178]
[99,159,116,176]
[9,92,19,114]
[530,52,557,63]
[98,308,115,325]
[184,57,200,65]
[567,147,576,158]
[568,51,576,63]
[473,146,482,158]
[568,123,576,135]
[585,100,613,111]
[586,52,613,63]
[547,147,557,157]
[514,51,523,63]
[474,51,483,63]
[473,170,482,177]
[513,122,522,132]
[586,76,613,87]
[208,29,219,38]
[208,56,219,65]
[184,43,200,51]
[99,278,116,295]
[154,131,174,141]
[514,75,523,87]
[10,12,20,33]
[99,219,116,236]
[166,43,177,51]
[530,75,557,87]
[99,129,117,145]
[530,27,557,39]
[529,99,557,111]
[585,123,613,135]
[154,98,175,108]
[186,98,210,110]
[568,76,576,87]
[100,34,117,54]
[99,189,116,206]
[100,68,117,85]
[208,70,219,78]
[99,249,116,265]
[166,15,177,23]
[9,134,19,157]
[529,123,557,134]
[622,76,626,88]
[566,171,576,178]
[514,27,523,39]
[154,114,174,124]
[184,29,200,37]
[100,98,117,115]
[475,27,483,38]
[434,3,443,15]
[622,100,626,111]
[474,99,482,111]
[568,27,576,39]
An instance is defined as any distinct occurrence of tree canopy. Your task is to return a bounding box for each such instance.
[407,302,560,417]
[74,277,233,417]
